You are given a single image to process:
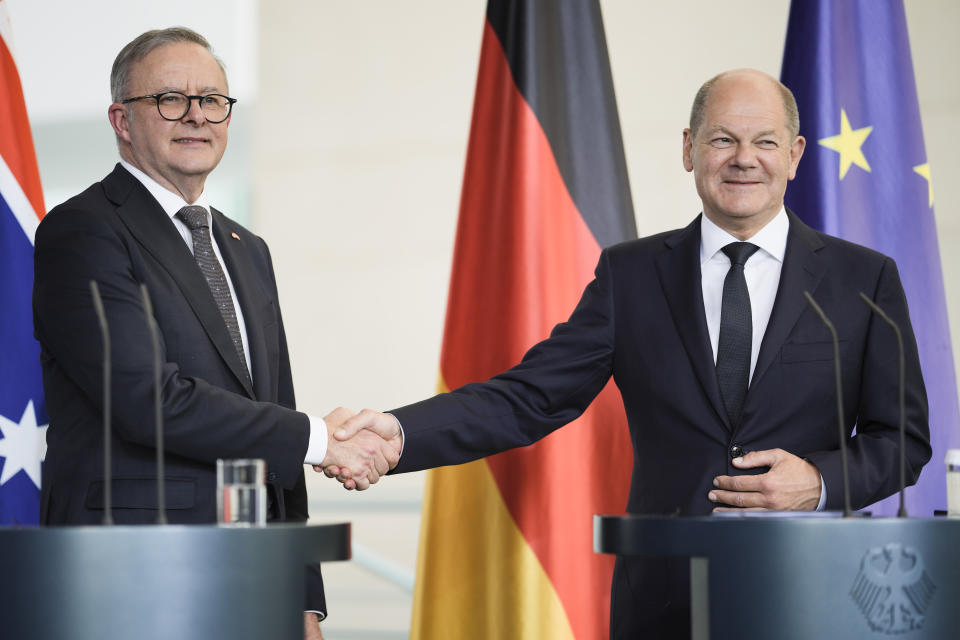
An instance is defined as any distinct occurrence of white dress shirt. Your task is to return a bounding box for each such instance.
[119,160,327,465]
[699,208,826,509]
[700,208,788,380]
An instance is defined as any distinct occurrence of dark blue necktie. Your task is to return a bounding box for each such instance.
[716,242,760,428]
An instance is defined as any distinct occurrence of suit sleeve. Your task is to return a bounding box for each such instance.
[262,238,312,521]
[806,257,932,510]
[33,205,310,490]
[392,249,617,473]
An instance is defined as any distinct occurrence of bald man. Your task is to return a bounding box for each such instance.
[330,70,931,638]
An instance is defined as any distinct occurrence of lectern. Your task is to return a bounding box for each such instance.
[594,515,960,639]
[0,523,350,640]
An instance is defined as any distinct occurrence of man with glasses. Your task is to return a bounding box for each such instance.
[33,27,398,639]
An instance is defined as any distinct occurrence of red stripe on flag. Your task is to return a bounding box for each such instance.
[0,33,45,219]
[439,20,632,640]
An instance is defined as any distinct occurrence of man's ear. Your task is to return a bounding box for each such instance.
[787,135,806,180]
[108,103,132,143]
[682,128,694,173]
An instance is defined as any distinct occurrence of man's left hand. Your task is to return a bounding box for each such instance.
[709,448,821,511]
[304,612,324,640]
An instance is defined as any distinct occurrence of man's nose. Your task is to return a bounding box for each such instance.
[181,97,206,124]
[732,142,758,168]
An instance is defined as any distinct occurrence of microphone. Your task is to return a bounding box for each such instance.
[858,292,908,518]
[89,281,113,526]
[803,291,853,517]
[140,284,167,525]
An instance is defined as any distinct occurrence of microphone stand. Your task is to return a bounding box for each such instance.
[859,292,907,517]
[89,281,113,525]
[140,284,167,525]
[803,291,853,517]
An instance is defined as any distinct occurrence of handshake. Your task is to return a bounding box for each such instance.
[315,407,403,490]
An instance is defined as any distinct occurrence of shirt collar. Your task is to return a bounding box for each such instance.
[700,207,789,265]
[120,159,211,222]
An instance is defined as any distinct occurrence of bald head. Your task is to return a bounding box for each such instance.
[680,67,806,239]
[689,69,799,140]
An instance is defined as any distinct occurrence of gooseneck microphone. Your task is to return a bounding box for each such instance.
[140,284,167,525]
[89,281,113,526]
[803,291,853,517]
[858,292,908,518]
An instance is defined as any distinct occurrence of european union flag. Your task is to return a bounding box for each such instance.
[0,16,48,526]
[781,0,959,516]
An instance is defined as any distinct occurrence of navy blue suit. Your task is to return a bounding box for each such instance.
[33,164,325,611]
[391,211,931,637]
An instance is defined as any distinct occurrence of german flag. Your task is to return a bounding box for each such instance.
[411,1,636,638]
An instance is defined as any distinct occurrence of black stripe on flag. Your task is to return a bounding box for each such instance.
[486,0,637,247]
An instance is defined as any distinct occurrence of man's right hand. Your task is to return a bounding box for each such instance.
[316,409,403,490]
[316,407,401,490]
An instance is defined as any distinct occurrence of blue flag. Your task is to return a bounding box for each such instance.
[781,0,959,516]
[0,17,48,526]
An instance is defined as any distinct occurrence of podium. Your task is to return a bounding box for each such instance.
[0,523,350,640]
[594,515,960,639]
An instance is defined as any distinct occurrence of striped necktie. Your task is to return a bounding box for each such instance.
[176,205,251,387]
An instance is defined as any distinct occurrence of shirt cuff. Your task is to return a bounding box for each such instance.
[815,472,827,511]
[387,413,405,459]
[303,414,328,466]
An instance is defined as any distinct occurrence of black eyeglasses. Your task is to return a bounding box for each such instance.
[121,91,237,123]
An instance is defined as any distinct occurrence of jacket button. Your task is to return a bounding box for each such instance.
[729,444,743,459]
[267,471,278,482]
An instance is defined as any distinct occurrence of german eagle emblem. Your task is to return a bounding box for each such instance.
[849,543,935,634]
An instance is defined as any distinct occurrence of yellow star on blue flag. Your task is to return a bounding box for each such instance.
[783,0,960,518]
[913,162,934,207]
[818,109,872,180]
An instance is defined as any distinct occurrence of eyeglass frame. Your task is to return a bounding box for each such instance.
[120,91,237,124]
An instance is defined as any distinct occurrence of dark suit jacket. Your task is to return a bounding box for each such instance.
[390,211,931,637]
[33,164,324,611]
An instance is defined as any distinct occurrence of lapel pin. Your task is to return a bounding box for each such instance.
[231,232,240,240]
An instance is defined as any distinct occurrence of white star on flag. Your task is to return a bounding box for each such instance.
[0,400,48,488]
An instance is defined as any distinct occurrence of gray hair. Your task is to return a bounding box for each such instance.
[110,27,227,102]
[689,71,800,139]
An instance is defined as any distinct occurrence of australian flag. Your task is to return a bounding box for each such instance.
[0,12,48,526]
[781,0,959,516]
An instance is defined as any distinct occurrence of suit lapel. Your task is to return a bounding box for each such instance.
[211,211,274,402]
[751,210,826,386]
[656,216,730,430]
[105,165,256,399]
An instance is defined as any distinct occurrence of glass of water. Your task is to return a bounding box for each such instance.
[947,449,960,518]
[217,458,267,526]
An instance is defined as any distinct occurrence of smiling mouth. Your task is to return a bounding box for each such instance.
[173,137,209,144]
